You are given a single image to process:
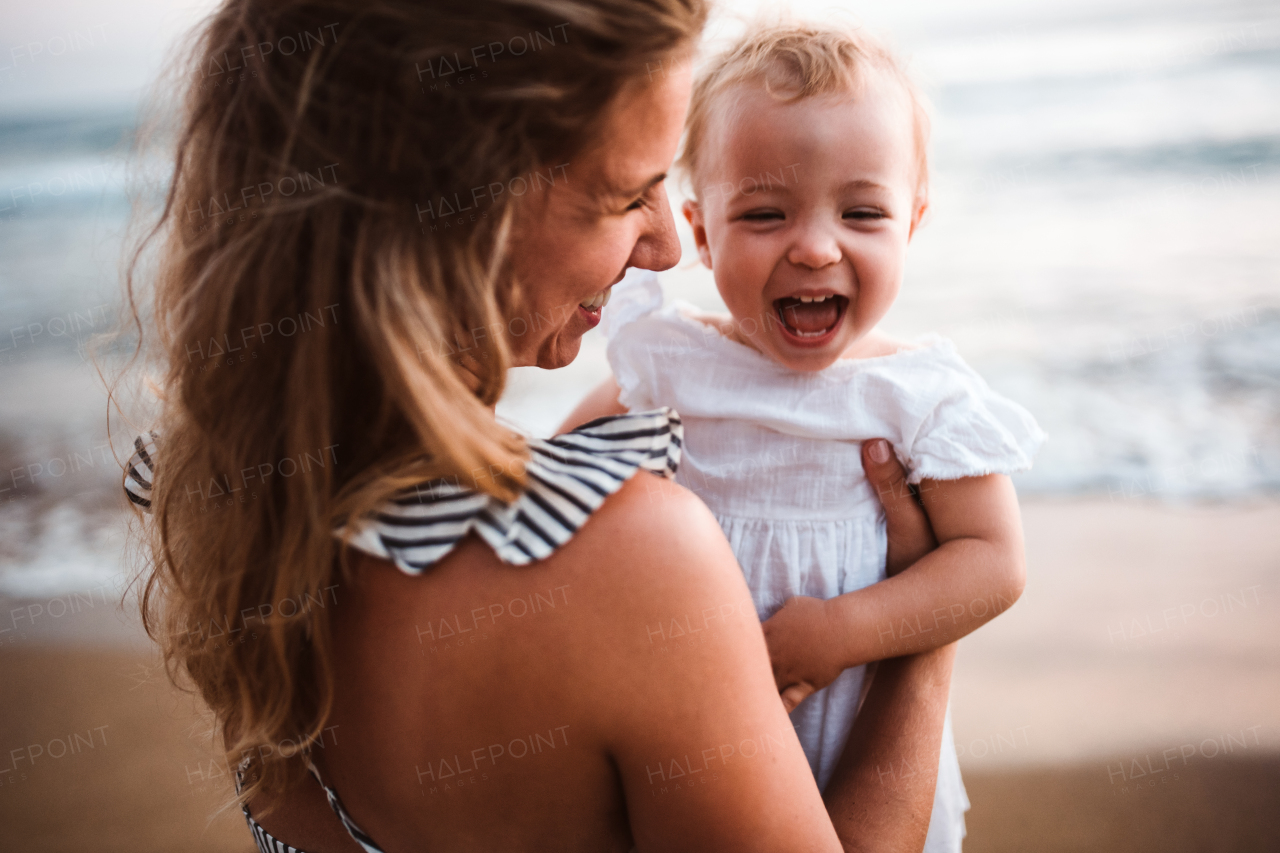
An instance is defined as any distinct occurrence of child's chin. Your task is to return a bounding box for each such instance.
[768,337,846,372]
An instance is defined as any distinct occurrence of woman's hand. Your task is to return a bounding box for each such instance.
[765,439,941,714]
[817,438,950,853]
[761,596,844,711]
[862,439,938,575]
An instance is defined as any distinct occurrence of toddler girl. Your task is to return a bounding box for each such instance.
[569,23,1044,851]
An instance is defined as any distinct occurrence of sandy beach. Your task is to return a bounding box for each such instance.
[1,497,1277,850]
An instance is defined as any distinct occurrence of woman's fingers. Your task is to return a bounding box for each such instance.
[781,683,815,713]
[861,439,938,576]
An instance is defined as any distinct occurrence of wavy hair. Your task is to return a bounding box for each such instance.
[121,0,707,805]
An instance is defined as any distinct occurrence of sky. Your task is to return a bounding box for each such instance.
[0,0,218,117]
[4,0,1253,118]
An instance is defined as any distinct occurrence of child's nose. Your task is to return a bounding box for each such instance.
[786,226,842,270]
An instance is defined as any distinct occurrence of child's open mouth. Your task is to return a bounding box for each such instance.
[774,294,849,344]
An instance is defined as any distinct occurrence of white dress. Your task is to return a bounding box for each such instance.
[604,270,1046,852]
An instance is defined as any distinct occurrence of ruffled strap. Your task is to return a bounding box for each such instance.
[123,432,159,511]
[343,408,682,571]
[124,410,682,572]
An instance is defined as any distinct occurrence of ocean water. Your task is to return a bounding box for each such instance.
[2,0,1279,595]
[504,0,1280,500]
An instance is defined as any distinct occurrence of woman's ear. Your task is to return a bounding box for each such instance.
[682,199,712,269]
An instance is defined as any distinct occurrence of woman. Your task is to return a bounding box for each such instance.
[124,0,955,850]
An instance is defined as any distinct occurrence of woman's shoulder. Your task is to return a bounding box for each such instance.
[557,470,746,609]
[336,408,684,573]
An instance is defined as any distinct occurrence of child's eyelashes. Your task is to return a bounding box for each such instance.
[732,208,888,224]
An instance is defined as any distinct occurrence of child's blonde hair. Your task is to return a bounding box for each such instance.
[678,21,930,207]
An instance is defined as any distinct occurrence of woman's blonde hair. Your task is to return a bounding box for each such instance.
[678,21,929,207]
[122,0,707,805]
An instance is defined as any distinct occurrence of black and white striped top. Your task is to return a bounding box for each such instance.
[125,408,681,853]
[125,408,682,570]
[338,407,682,570]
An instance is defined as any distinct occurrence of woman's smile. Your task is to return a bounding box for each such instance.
[577,284,615,326]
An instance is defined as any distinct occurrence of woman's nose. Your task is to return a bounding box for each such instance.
[629,184,682,271]
[786,225,842,270]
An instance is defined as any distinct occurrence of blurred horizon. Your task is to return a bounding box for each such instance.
[3,0,1280,597]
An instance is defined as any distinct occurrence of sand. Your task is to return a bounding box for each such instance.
[1,498,1277,850]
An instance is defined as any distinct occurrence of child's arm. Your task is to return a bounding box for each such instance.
[558,376,627,433]
[763,472,1026,709]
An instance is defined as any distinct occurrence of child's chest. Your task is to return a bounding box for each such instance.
[673,416,888,521]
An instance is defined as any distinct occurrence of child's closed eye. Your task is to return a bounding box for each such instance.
[738,208,786,222]
[842,207,887,221]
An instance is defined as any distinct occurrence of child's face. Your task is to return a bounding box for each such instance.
[685,77,925,371]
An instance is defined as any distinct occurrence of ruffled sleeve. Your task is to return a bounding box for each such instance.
[902,348,1045,484]
[121,409,684,572]
[600,267,664,340]
[124,432,158,511]
[339,408,683,571]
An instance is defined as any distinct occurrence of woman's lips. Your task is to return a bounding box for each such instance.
[575,285,614,328]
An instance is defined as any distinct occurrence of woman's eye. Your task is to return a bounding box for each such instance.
[741,210,784,222]
[844,208,886,221]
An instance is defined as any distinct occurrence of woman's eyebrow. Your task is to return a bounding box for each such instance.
[610,172,668,199]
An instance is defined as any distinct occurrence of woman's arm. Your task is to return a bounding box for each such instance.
[558,376,627,433]
[820,441,957,853]
[585,467,950,851]
[585,475,841,852]
[823,645,957,853]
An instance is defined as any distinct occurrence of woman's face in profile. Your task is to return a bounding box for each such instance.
[505,60,692,369]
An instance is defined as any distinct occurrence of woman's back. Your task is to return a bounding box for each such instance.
[249,421,839,851]
[323,523,642,851]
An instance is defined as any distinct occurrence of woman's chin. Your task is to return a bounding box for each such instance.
[532,335,583,370]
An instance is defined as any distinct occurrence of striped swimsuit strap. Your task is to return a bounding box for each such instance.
[235,755,382,853]
[126,409,682,852]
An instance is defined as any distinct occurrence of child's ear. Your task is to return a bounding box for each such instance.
[907,195,928,242]
[682,199,713,269]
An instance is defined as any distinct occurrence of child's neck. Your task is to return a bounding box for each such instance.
[838,329,914,360]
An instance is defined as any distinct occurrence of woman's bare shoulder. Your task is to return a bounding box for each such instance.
[567,474,750,608]
[557,473,768,715]
[342,474,751,662]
